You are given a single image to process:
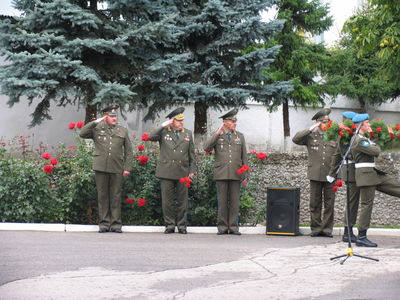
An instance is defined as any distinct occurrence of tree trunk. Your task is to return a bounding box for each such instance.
[282,101,291,151]
[194,101,208,147]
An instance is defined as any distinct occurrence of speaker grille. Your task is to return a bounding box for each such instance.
[266,187,300,236]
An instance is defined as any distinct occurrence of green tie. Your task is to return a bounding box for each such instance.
[175,130,180,138]
[227,132,232,141]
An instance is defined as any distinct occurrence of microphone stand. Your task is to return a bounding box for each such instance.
[330,123,379,264]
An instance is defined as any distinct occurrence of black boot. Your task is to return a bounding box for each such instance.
[342,226,356,243]
[356,230,378,247]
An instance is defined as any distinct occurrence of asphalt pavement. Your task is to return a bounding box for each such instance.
[1,231,400,299]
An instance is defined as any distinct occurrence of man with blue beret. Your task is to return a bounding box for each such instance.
[293,108,338,237]
[204,108,248,235]
[148,107,195,234]
[328,111,359,243]
[79,104,133,233]
[351,113,400,247]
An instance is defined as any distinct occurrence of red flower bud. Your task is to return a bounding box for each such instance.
[185,177,192,183]
[68,122,75,130]
[136,155,149,165]
[42,152,51,160]
[125,198,135,205]
[185,183,191,188]
[76,121,84,129]
[396,123,400,131]
[332,186,338,192]
[257,152,267,160]
[137,145,145,151]
[335,180,343,187]
[137,198,146,206]
[43,165,53,173]
[351,124,357,130]
[204,151,213,155]
[141,133,149,141]
[339,130,344,137]
[375,118,381,121]
[179,177,186,183]
[237,168,244,175]
[50,158,58,166]
[376,127,382,133]
[327,120,333,129]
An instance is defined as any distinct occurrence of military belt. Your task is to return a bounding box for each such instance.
[355,162,375,168]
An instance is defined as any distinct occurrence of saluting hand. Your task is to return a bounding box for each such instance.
[216,124,224,135]
[162,119,173,128]
[309,121,321,132]
[95,116,106,124]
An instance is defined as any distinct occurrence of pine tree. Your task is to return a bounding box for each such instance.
[263,0,332,149]
[0,0,187,125]
[128,0,293,139]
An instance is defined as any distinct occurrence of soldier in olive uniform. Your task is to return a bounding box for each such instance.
[292,108,337,237]
[148,107,195,234]
[327,111,359,243]
[351,113,400,247]
[79,105,133,233]
[204,109,248,235]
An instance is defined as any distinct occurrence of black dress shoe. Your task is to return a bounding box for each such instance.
[229,231,241,235]
[164,228,175,234]
[178,229,187,234]
[217,230,228,235]
[111,229,122,233]
[310,232,321,237]
[98,228,109,233]
[320,232,333,238]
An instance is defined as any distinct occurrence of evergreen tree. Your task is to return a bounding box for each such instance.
[264,0,332,149]
[0,0,187,125]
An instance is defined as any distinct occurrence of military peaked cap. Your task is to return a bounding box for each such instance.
[311,108,331,121]
[166,107,185,120]
[101,104,119,116]
[220,108,238,121]
[352,113,369,123]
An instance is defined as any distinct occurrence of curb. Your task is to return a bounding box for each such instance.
[0,223,399,236]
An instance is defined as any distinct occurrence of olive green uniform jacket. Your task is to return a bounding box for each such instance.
[79,120,133,173]
[328,137,356,182]
[292,129,337,181]
[148,126,195,180]
[203,131,248,180]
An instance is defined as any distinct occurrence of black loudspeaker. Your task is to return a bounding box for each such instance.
[266,187,300,236]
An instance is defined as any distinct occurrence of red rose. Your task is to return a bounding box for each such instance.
[125,198,135,205]
[76,121,84,129]
[179,177,186,183]
[68,122,75,130]
[204,151,213,155]
[327,120,333,129]
[137,145,145,151]
[257,152,266,160]
[50,158,58,166]
[43,165,53,173]
[136,155,149,165]
[396,123,400,131]
[390,132,395,139]
[351,124,357,130]
[185,183,191,188]
[339,130,344,137]
[375,118,381,121]
[42,152,51,160]
[332,186,338,192]
[237,168,244,175]
[185,177,192,183]
[68,145,76,150]
[141,133,149,141]
[137,198,146,206]
[398,133,400,139]
[335,180,343,187]
[376,127,382,133]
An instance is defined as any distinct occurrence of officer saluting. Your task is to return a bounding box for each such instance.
[351,113,400,247]
[79,104,133,233]
[204,109,248,235]
[292,108,337,237]
[148,107,195,234]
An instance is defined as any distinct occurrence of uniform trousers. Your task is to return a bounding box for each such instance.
[160,179,188,230]
[344,181,360,227]
[358,175,400,231]
[95,171,123,231]
[309,180,336,234]
[216,180,241,232]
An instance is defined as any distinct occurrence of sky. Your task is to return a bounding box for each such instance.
[0,0,360,46]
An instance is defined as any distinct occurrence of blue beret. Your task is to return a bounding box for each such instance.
[342,111,357,119]
[352,113,369,123]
